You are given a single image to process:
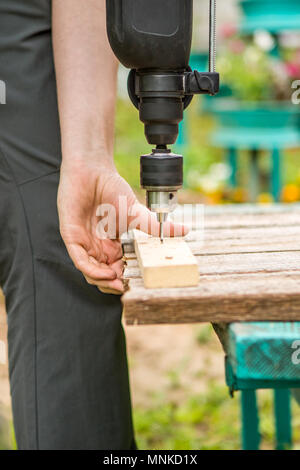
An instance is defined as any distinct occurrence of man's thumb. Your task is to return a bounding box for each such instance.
[134,203,189,238]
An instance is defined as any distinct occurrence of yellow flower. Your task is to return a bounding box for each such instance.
[231,187,248,203]
[281,184,300,203]
[257,193,274,204]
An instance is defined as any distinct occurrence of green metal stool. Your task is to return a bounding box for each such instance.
[225,147,283,202]
[209,104,300,202]
[239,0,300,34]
[216,322,300,450]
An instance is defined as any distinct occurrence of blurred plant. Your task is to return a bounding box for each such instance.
[187,162,231,195]
[195,325,213,346]
[133,384,300,450]
[231,187,248,204]
[114,85,300,204]
[217,28,300,102]
[0,410,13,450]
[257,192,274,204]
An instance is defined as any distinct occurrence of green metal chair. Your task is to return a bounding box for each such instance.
[216,322,300,450]
[208,103,300,202]
[239,0,300,34]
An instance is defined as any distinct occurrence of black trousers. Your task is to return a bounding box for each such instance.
[0,0,134,449]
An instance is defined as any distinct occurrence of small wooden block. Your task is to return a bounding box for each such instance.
[133,230,199,289]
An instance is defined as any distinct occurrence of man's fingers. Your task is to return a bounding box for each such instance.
[84,260,124,292]
[99,278,124,293]
[135,204,189,238]
[162,219,189,238]
[98,286,123,296]
[84,276,124,294]
[102,239,123,265]
[110,259,124,279]
[67,243,117,280]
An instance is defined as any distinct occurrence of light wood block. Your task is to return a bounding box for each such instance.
[133,231,199,289]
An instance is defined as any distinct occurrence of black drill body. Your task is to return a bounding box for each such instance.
[106,0,219,229]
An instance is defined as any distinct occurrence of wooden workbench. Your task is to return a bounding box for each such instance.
[123,204,300,325]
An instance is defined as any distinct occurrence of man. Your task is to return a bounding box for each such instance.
[0,0,184,449]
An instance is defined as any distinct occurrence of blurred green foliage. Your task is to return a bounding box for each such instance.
[0,410,14,450]
[218,43,273,101]
[115,98,223,195]
[217,35,300,102]
[115,97,300,202]
[195,324,214,346]
[114,98,145,190]
[133,385,300,450]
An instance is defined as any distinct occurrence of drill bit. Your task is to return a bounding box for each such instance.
[160,222,164,243]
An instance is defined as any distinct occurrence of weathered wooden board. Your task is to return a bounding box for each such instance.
[133,230,198,288]
[122,205,300,325]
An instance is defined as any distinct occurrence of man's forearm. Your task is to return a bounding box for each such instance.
[52,0,118,168]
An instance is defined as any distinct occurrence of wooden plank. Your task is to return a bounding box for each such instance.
[203,225,300,240]
[203,203,300,216]
[123,271,300,324]
[203,212,300,230]
[125,238,300,259]
[173,204,300,230]
[124,225,300,257]
[133,231,198,289]
[123,206,300,324]
[125,250,300,279]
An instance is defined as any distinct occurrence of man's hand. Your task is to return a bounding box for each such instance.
[53,0,187,295]
[58,160,188,294]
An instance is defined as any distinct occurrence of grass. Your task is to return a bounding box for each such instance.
[133,383,239,450]
[133,385,300,450]
[0,409,15,450]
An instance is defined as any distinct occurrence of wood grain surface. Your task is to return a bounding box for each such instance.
[123,204,300,325]
[133,230,199,288]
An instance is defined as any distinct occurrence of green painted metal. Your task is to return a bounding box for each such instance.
[177,119,187,149]
[239,0,300,33]
[189,52,208,72]
[222,322,300,450]
[271,148,282,202]
[241,390,261,450]
[227,148,237,188]
[225,358,300,392]
[208,102,300,200]
[274,389,292,450]
[249,149,259,202]
[228,322,300,383]
[177,52,208,148]
[210,101,300,150]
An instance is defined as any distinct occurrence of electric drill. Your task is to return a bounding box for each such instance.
[106,0,219,241]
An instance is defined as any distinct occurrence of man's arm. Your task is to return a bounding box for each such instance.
[53,0,126,294]
[52,0,117,168]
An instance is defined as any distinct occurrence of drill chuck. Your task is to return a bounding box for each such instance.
[146,190,178,215]
[140,148,182,218]
[140,149,183,189]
